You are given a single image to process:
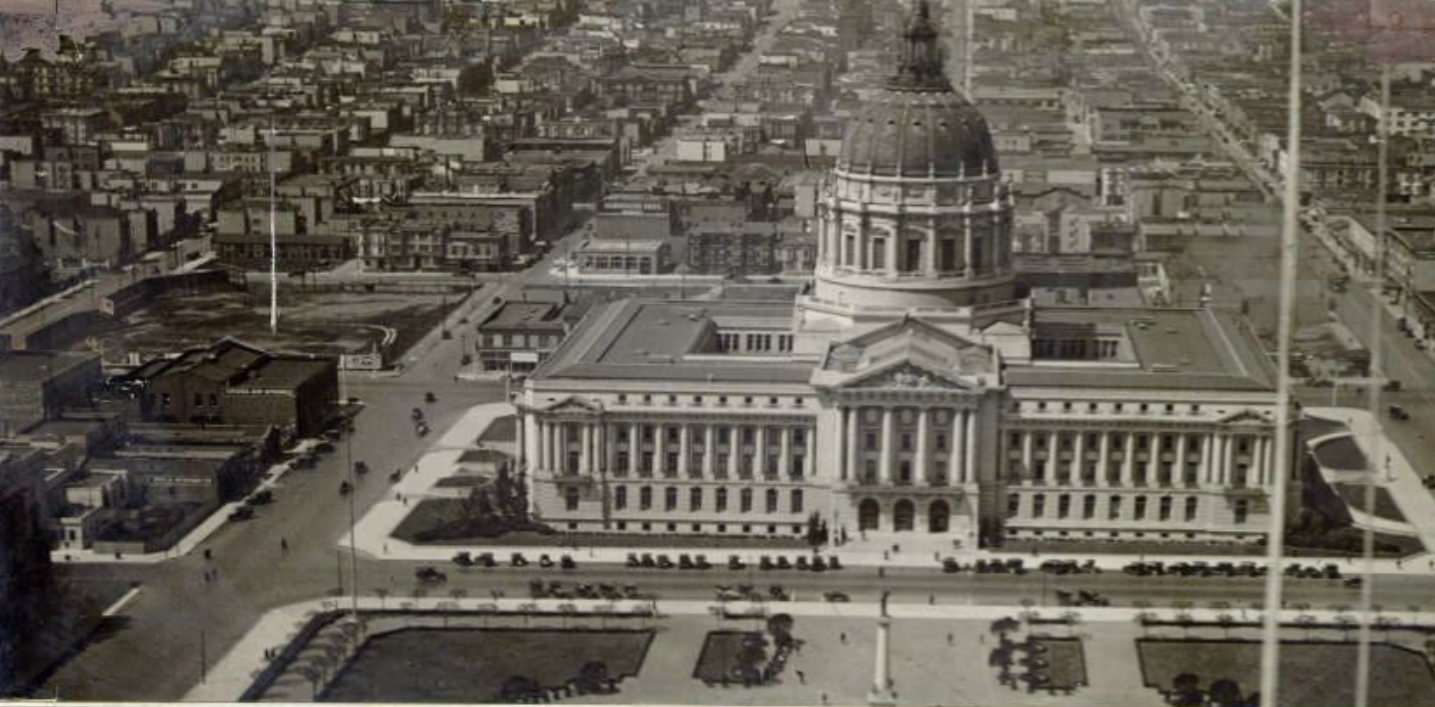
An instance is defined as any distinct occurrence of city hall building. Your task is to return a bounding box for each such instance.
[516,4,1299,548]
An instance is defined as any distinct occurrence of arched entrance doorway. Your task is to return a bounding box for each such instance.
[893,499,915,532]
[858,498,880,531]
[928,500,950,533]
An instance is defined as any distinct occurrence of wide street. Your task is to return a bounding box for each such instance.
[32,2,1435,702]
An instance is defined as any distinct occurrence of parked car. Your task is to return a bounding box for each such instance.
[823,591,851,603]
[728,555,746,571]
[827,555,842,571]
[942,557,963,574]
[694,554,713,570]
[452,551,473,567]
[656,554,676,570]
[759,556,775,571]
[411,407,425,422]
[1389,405,1411,421]
[810,556,827,572]
[338,481,353,496]
[354,461,369,475]
[415,566,447,583]
[510,552,529,567]
[425,391,437,403]
[476,552,496,568]
[560,555,577,570]
[679,554,696,570]
[416,422,430,437]
[228,506,255,522]
[775,556,793,570]
[538,554,555,569]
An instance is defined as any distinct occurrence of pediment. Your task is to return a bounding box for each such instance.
[539,396,604,414]
[1217,409,1269,426]
[846,362,969,391]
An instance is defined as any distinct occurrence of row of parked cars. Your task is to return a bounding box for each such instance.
[451,551,578,570]
[942,558,1028,574]
[625,553,845,573]
[1123,560,1267,578]
[530,581,647,600]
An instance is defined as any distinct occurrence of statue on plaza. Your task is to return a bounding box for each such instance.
[880,590,890,618]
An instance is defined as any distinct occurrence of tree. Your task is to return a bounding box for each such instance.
[1134,611,1158,637]
[1171,673,1203,707]
[1216,613,1236,638]
[574,660,612,694]
[990,616,1021,637]
[804,512,825,548]
[1333,613,1357,642]
[1174,612,1195,638]
[298,665,323,700]
[499,675,540,702]
[736,633,769,684]
[1208,678,1244,707]
[767,612,795,649]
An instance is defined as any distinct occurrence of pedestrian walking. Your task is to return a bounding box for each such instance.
[820,693,828,705]
[928,594,934,605]
[840,632,847,644]
[383,543,389,554]
[796,670,806,685]
[947,632,953,646]
[281,538,288,553]
[979,634,985,645]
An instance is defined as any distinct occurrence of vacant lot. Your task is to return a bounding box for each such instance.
[1168,234,1338,345]
[1137,639,1435,707]
[92,288,455,360]
[322,628,654,702]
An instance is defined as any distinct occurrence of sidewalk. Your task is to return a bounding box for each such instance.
[1309,407,1435,553]
[52,439,323,565]
[346,401,515,559]
[186,593,1435,703]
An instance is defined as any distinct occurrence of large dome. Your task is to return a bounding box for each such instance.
[836,0,997,178]
[837,90,997,178]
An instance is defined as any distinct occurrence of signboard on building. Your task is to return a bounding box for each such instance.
[511,351,540,364]
[341,353,384,371]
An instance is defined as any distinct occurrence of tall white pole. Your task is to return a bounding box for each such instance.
[1353,60,1392,707]
[963,0,973,98]
[1257,1,1302,705]
[269,115,279,334]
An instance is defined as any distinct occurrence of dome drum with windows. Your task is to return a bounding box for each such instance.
[813,0,1015,311]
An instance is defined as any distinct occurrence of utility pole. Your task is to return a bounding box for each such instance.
[268,114,279,334]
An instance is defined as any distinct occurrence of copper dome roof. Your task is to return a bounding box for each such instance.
[836,0,998,178]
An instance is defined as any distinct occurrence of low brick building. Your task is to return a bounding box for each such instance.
[125,338,338,437]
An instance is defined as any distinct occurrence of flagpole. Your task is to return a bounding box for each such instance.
[1257,1,1302,705]
[269,114,279,334]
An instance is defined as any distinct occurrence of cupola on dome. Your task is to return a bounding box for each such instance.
[837,0,998,179]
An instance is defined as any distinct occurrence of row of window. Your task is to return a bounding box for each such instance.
[1008,492,1250,524]
[567,485,805,514]
[480,332,557,349]
[607,451,807,480]
[861,430,953,452]
[1008,431,1254,455]
[614,425,807,447]
[1014,399,1210,416]
[714,331,795,354]
[613,392,806,408]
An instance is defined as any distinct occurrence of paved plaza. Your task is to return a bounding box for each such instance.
[199,595,1435,706]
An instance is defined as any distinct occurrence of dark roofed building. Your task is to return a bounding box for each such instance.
[126,338,338,436]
